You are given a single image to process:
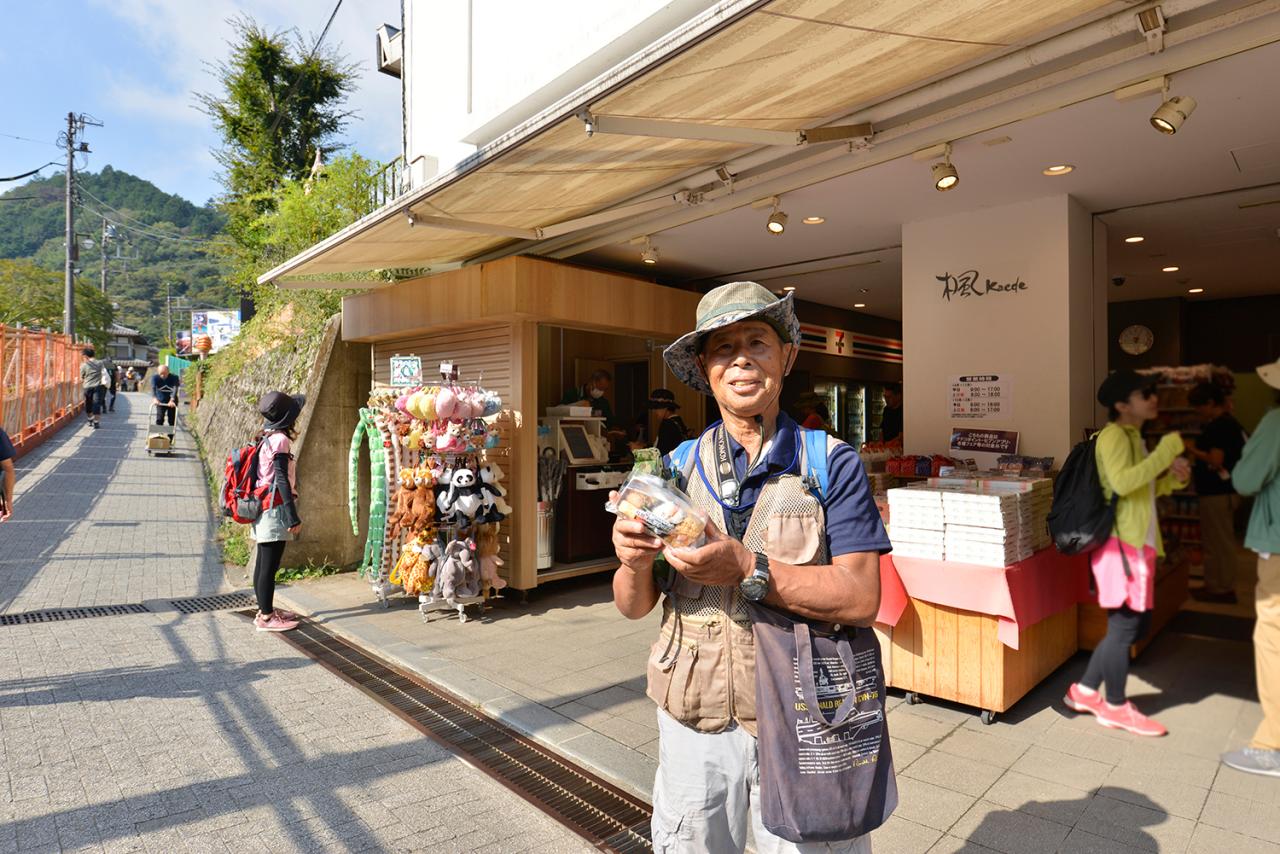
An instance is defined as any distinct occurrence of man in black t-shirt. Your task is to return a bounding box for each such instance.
[880,384,903,444]
[1189,382,1248,603]
[0,428,15,522]
[151,365,181,427]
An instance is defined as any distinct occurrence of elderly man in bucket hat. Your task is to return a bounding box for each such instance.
[612,282,892,853]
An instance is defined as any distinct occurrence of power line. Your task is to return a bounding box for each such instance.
[80,205,215,246]
[76,186,216,244]
[266,0,344,137]
[1,161,58,182]
[0,131,58,147]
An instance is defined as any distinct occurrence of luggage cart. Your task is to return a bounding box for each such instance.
[146,401,178,456]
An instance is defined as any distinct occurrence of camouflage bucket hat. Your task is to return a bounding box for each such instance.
[662,281,800,395]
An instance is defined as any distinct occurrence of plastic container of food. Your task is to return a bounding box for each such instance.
[607,472,709,549]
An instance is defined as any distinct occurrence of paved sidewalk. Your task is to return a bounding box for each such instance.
[0,398,591,853]
[278,571,1280,853]
[0,394,224,612]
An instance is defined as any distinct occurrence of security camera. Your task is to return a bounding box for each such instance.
[1112,277,1126,287]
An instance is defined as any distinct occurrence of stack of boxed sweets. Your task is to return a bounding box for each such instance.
[886,476,1052,567]
[886,486,946,560]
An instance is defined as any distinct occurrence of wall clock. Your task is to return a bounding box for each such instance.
[1119,324,1154,356]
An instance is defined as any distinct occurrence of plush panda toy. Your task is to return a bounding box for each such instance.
[443,467,483,523]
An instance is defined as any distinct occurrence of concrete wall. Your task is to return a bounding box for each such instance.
[191,314,371,570]
[902,194,1104,464]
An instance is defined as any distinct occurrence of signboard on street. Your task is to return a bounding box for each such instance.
[175,330,192,356]
[191,310,241,354]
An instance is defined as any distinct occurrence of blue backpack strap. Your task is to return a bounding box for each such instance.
[668,439,697,487]
[799,427,830,501]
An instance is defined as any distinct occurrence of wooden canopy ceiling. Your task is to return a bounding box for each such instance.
[263,0,1113,285]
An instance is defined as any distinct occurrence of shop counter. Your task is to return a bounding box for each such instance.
[873,549,1088,723]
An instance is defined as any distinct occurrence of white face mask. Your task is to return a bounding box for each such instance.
[589,387,604,399]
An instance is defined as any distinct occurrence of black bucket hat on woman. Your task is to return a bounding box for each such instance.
[648,388,681,410]
[259,391,306,430]
[1096,370,1157,408]
[663,281,801,395]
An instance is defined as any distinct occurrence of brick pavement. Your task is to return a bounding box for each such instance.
[0,396,592,853]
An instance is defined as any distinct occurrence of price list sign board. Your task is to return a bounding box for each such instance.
[950,374,1012,421]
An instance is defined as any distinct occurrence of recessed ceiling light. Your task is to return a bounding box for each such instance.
[854,303,866,308]
[802,216,825,225]
[1188,287,1204,294]
[1043,164,1074,175]
[1162,265,1180,272]
[1124,236,1145,243]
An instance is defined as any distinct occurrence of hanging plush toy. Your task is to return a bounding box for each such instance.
[391,532,432,595]
[405,468,436,533]
[476,463,513,524]
[437,538,481,601]
[436,386,461,420]
[476,524,507,594]
[481,390,502,417]
[444,467,483,523]
[435,464,455,522]
[386,466,417,539]
[436,421,468,454]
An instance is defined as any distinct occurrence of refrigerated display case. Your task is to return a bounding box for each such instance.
[813,381,891,448]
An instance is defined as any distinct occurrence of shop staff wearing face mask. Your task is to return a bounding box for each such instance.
[562,369,617,427]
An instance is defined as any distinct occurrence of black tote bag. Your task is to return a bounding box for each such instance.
[749,602,897,843]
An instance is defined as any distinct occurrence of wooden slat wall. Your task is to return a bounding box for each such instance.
[372,326,520,588]
[888,599,1078,714]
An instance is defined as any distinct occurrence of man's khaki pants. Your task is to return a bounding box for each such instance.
[1254,553,1280,750]
[1200,494,1240,595]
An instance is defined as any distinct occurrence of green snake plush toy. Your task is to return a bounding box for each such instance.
[349,408,390,579]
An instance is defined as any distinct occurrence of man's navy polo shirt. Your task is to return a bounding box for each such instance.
[672,413,891,558]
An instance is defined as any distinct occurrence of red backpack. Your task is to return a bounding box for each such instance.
[221,438,267,523]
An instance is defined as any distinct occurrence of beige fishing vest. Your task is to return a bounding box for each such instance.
[646,429,837,736]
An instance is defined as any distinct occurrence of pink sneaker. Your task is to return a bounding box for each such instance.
[254,612,299,632]
[273,608,300,622]
[1063,683,1105,717]
[1094,701,1167,737]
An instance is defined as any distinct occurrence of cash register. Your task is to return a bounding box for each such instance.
[541,415,629,564]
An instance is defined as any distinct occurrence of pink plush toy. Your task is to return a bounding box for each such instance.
[436,386,460,420]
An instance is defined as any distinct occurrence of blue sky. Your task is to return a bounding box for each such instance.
[0,1,402,207]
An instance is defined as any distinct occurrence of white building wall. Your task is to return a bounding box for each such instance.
[402,0,719,186]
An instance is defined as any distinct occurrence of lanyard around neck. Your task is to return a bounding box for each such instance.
[696,421,795,511]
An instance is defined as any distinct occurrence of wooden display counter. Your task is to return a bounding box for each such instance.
[1078,557,1190,656]
[874,550,1087,723]
[877,602,1077,725]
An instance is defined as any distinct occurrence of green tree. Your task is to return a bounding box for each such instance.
[0,259,113,348]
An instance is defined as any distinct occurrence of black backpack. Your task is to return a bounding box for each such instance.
[1047,434,1118,556]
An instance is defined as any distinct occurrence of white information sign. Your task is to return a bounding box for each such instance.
[950,374,1013,421]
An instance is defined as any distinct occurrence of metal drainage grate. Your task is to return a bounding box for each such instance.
[276,620,653,852]
[168,592,259,614]
[0,603,150,626]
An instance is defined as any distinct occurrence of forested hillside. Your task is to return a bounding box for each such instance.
[0,165,232,345]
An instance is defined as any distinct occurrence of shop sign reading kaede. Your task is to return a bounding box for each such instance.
[937,270,1028,301]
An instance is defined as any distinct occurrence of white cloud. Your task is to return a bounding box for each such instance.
[90,0,404,161]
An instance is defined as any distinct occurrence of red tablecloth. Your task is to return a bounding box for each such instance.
[875,549,1088,650]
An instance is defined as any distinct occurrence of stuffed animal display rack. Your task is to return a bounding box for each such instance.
[350,375,512,620]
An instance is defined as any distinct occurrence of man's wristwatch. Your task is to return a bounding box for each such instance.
[739,552,771,602]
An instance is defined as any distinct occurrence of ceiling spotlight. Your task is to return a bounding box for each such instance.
[640,237,658,265]
[1124,236,1145,243]
[767,200,788,235]
[1043,164,1074,176]
[802,216,825,225]
[854,303,866,308]
[1151,94,1196,135]
[1188,287,1204,294]
[1162,265,1180,272]
[931,144,958,191]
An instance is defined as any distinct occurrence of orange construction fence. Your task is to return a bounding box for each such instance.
[0,325,83,455]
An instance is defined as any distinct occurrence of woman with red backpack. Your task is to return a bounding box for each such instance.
[251,391,305,632]
[1064,371,1190,736]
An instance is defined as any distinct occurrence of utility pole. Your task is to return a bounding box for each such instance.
[63,113,75,338]
[166,282,173,350]
[59,111,103,338]
[99,218,110,293]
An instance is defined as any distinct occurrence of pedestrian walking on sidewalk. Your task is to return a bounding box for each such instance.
[612,282,894,852]
[251,391,305,633]
[0,427,15,522]
[79,347,104,429]
[1187,382,1247,604]
[102,355,119,412]
[1065,370,1190,737]
[150,365,180,427]
[1221,357,1280,778]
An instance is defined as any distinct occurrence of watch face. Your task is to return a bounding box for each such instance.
[740,574,769,602]
[1119,324,1154,356]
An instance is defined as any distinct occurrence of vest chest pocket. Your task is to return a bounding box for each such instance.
[765,508,823,565]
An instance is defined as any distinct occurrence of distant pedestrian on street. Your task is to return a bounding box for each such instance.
[1065,370,1190,737]
[251,391,305,633]
[0,427,15,522]
[1221,357,1280,778]
[151,365,180,427]
[101,354,119,412]
[1187,382,1247,604]
[79,347,104,429]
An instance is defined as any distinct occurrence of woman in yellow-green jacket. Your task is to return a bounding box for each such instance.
[1065,370,1190,737]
